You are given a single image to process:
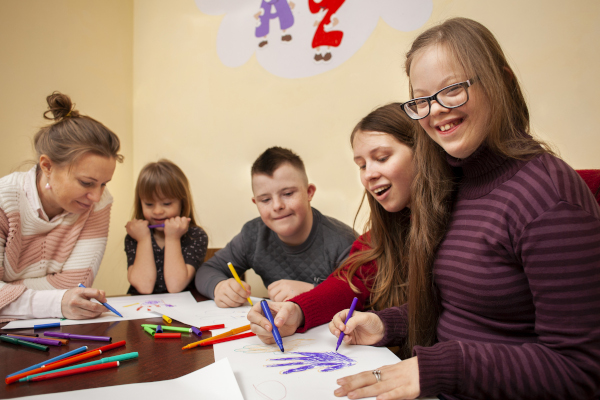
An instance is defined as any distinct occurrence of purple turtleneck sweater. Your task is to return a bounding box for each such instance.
[373,146,600,399]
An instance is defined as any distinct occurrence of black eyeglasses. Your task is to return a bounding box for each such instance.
[402,80,474,120]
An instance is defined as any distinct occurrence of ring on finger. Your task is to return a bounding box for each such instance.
[372,369,382,383]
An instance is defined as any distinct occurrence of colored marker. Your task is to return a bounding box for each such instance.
[43,341,126,367]
[154,333,181,339]
[0,335,49,352]
[9,334,69,345]
[19,353,138,382]
[227,262,253,305]
[141,324,190,333]
[2,335,62,346]
[6,346,88,378]
[183,324,251,350]
[198,324,225,331]
[162,314,172,324]
[6,333,39,338]
[144,326,155,336]
[26,361,120,382]
[336,297,359,351]
[33,322,60,330]
[191,327,202,337]
[45,332,111,342]
[199,331,256,346]
[261,300,284,352]
[156,325,163,333]
[77,283,123,317]
[148,224,164,228]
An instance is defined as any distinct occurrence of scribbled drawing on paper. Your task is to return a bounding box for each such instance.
[265,351,356,374]
[253,380,287,400]
[236,339,314,354]
[134,299,175,312]
[188,307,251,325]
[123,303,139,307]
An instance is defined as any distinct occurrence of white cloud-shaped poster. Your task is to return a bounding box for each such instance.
[195,0,433,79]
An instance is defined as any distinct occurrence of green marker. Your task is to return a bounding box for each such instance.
[0,335,49,351]
[144,326,155,336]
[141,324,191,333]
[18,352,139,382]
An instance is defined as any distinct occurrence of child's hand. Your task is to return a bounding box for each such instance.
[126,219,151,241]
[267,279,313,302]
[164,216,190,239]
[248,301,304,344]
[329,310,385,346]
[214,278,252,308]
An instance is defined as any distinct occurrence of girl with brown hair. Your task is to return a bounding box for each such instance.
[332,17,600,400]
[248,103,421,346]
[126,159,208,294]
[0,92,122,320]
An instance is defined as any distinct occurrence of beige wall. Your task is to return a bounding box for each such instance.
[2,0,598,296]
[0,0,134,296]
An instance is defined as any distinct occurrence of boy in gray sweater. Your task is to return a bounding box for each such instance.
[195,147,356,308]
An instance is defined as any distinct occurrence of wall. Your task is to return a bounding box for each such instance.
[0,0,134,296]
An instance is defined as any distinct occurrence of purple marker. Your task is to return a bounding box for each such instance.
[191,327,202,337]
[44,332,112,342]
[335,297,359,352]
[2,335,62,347]
[148,224,164,229]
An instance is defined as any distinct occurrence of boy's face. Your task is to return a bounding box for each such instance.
[252,163,316,246]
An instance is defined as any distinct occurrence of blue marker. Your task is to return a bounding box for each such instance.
[336,297,359,352]
[78,283,123,317]
[261,300,284,352]
[33,322,61,330]
[6,345,88,378]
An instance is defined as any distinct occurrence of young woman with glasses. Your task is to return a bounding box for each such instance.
[331,18,600,400]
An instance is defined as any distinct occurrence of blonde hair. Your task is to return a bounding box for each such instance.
[34,92,123,168]
[132,159,198,227]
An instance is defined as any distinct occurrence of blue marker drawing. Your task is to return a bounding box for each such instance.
[265,351,356,374]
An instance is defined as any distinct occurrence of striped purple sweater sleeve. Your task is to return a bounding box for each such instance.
[410,149,600,400]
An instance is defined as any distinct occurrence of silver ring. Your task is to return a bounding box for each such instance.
[372,369,381,383]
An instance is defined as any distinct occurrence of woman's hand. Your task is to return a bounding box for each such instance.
[61,287,108,320]
[125,219,150,242]
[329,310,385,346]
[334,357,420,399]
[248,301,305,344]
[267,279,313,302]
[164,216,190,239]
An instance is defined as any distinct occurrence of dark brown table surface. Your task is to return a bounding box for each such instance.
[0,290,217,399]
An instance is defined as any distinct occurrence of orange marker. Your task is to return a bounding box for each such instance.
[44,340,125,367]
[182,324,250,350]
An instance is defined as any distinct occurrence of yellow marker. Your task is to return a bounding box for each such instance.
[162,315,172,324]
[123,303,139,307]
[183,324,251,350]
[227,262,253,305]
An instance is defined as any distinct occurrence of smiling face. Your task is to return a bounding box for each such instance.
[410,45,492,159]
[40,153,116,218]
[251,163,316,246]
[141,195,182,230]
[352,130,414,213]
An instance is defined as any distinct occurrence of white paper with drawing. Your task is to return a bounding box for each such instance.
[156,296,262,334]
[1,291,198,330]
[214,324,401,400]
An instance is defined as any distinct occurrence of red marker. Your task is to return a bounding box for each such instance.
[199,324,225,331]
[27,361,120,382]
[154,333,181,339]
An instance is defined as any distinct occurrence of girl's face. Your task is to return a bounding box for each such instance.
[141,195,182,229]
[409,45,491,159]
[352,131,414,212]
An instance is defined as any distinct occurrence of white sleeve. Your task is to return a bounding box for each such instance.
[0,288,66,319]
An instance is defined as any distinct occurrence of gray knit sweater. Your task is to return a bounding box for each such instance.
[194,208,356,299]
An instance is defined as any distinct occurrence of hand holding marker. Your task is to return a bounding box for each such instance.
[228,262,253,305]
[78,283,123,317]
[261,300,284,352]
[336,297,358,351]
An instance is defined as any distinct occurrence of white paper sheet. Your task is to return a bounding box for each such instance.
[156,296,263,335]
[214,324,402,400]
[2,292,199,330]
[12,358,243,400]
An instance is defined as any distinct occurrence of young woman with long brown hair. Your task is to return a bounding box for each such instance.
[332,17,600,400]
[247,103,423,347]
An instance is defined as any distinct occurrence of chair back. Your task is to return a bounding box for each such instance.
[576,169,600,206]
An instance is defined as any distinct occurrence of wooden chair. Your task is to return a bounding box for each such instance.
[576,169,600,206]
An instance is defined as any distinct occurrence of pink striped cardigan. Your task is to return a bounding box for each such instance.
[0,167,112,318]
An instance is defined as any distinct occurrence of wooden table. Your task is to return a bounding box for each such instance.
[0,291,217,399]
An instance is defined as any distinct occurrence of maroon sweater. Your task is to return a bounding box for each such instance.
[373,146,600,399]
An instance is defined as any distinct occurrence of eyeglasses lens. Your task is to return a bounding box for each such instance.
[403,82,469,120]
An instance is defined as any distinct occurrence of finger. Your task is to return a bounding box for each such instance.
[247,304,273,330]
[232,280,250,299]
[267,280,280,290]
[335,370,378,397]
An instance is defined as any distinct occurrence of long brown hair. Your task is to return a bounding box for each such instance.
[405,17,554,351]
[132,159,199,227]
[34,92,123,168]
[334,103,416,312]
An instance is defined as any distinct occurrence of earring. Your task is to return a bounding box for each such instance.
[45,176,51,190]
